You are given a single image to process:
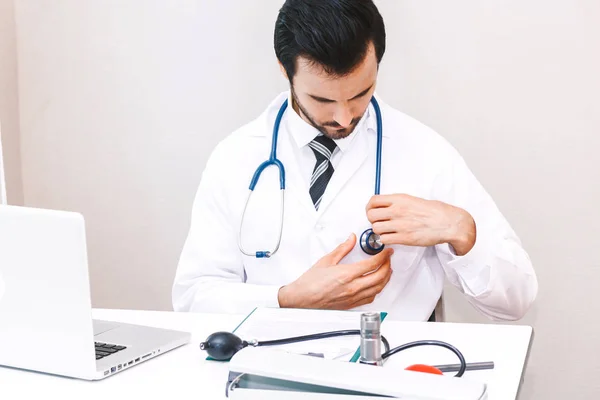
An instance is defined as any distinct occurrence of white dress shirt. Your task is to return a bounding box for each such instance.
[171,91,538,321]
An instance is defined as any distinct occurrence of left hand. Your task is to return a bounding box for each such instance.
[365,194,476,255]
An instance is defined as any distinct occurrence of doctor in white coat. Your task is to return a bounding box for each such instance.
[172,0,538,321]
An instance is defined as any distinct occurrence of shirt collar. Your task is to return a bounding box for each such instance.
[285,91,377,153]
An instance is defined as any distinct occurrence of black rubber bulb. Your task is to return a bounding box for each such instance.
[199,331,248,361]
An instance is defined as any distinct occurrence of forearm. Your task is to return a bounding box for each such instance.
[437,232,538,321]
[173,276,282,314]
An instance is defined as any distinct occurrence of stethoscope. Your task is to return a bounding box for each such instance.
[238,96,385,259]
[199,329,473,378]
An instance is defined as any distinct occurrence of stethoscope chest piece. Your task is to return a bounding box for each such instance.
[360,228,385,255]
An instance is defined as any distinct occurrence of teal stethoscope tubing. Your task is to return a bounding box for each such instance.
[238,96,384,258]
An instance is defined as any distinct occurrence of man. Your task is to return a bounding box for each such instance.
[172,0,537,321]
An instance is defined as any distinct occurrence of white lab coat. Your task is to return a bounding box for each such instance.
[172,91,538,321]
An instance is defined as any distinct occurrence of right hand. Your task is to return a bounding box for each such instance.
[277,233,394,310]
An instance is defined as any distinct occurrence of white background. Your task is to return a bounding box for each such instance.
[2,1,600,398]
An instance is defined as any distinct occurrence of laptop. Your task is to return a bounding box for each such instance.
[0,204,191,380]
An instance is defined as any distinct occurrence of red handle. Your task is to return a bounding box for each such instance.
[405,364,443,375]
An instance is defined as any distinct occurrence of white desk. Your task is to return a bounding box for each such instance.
[0,309,533,400]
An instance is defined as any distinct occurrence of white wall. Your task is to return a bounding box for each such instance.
[375,2,600,399]
[0,0,23,205]
[12,1,600,399]
[14,0,287,311]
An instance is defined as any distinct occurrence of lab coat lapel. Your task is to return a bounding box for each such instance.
[316,131,369,216]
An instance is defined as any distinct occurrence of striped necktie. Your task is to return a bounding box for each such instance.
[308,135,337,210]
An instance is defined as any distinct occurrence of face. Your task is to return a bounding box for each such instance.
[283,42,378,140]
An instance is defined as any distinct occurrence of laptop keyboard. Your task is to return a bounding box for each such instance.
[95,342,127,360]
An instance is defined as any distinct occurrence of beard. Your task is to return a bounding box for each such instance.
[290,87,363,140]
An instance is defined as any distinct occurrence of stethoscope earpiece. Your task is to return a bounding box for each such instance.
[360,228,385,255]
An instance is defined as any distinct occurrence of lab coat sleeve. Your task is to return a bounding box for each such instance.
[433,149,538,321]
[171,141,282,314]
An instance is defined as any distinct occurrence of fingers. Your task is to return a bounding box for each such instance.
[349,297,375,308]
[366,194,393,210]
[349,247,394,278]
[379,233,410,246]
[371,220,396,235]
[366,193,417,216]
[366,207,391,223]
[319,233,356,266]
[348,265,393,307]
[354,257,392,290]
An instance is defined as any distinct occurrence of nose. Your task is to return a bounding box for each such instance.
[333,105,353,128]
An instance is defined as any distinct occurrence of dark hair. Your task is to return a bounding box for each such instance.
[274,0,386,82]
